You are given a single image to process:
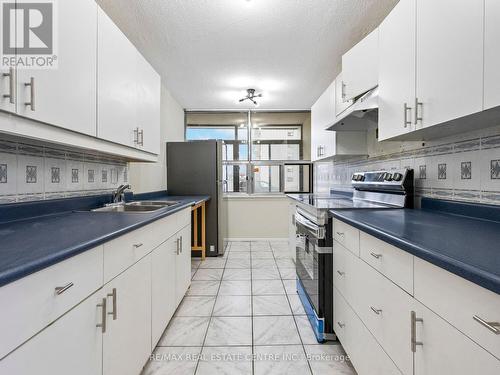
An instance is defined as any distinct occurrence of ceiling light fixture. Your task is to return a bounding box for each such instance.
[239,88,262,105]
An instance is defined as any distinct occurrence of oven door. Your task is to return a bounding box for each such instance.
[295,213,324,318]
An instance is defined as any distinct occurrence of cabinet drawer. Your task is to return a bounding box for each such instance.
[351,255,413,375]
[334,287,402,375]
[175,207,191,229]
[414,258,500,360]
[0,246,103,359]
[359,231,414,294]
[333,219,360,256]
[103,214,177,283]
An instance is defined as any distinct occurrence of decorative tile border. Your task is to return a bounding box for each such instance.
[315,128,500,205]
[0,138,129,203]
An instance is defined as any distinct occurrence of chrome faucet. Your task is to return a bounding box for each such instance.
[113,184,131,203]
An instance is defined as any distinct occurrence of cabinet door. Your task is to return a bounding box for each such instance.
[311,80,335,161]
[103,255,152,375]
[378,0,416,141]
[335,73,353,116]
[0,67,16,113]
[484,0,500,110]
[413,300,500,375]
[151,237,177,347]
[97,7,138,147]
[416,0,483,129]
[136,53,161,154]
[175,225,192,306]
[0,291,103,375]
[16,0,97,136]
[342,28,379,100]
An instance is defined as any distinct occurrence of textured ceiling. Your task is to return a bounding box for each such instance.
[96,0,397,110]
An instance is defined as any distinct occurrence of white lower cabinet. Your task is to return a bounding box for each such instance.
[151,237,177,347]
[0,291,103,375]
[0,209,193,375]
[412,300,500,375]
[334,288,402,375]
[333,221,500,375]
[103,255,152,375]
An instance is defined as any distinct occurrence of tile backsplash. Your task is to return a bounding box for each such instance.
[0,138,128,203]
[315,126,500,205]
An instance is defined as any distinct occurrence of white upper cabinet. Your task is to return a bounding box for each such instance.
[97,7,138,149]
[378,0,416,141]
[335,72,353,116]
[311,80,336,161]
[341,28,379,101]
[16,0,97,136]
[136,53,161,155]
[98,7,161,155]
[484,0,500,110]
[415,0,484,129]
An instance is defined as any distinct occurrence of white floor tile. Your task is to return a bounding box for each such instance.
[196,346,252,375]
[205,317,252,346]
[253,345,311,375]
[218,281,252,296]
[253,295,292,315]
[304,344,357,375]
[192,268,224,281]
[253,316,301,345]
[175,296,216,317]
[142,346,201,375]
[187,281,220,296]
[158,317,210,347]
[213,295,252,316]
[223,268,251,281]
[252,280,285,295]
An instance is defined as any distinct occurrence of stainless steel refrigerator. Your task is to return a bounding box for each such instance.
[166,140,228,256]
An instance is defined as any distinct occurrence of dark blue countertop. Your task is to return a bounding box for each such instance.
[0,194,210,288]
[329,201,500,295]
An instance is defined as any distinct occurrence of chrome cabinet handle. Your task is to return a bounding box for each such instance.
[370,306,382,315]
[341,81,347,101]
[133,243,143,248]
[176,238,180,255]
[107,288,117,320]
[97,298,107,333]
[3,67,15,104]
[24,77,35,111]
[337,321,345,329]
[337,270,345,277]
[473,315,500,334]
[336,232,345,237]
[411,311,424,352]
[414,97,423,124]
[55,282,74,295]
[180,236,183,253]
[370,252,382,259]
[403,102,412,128]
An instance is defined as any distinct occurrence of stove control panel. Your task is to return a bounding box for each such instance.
[351,169,413,190]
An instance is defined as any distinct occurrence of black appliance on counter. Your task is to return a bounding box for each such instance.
[292,168,414,342]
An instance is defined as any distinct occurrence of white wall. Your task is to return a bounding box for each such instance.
[225,195,290,239]
[129,84,185,193]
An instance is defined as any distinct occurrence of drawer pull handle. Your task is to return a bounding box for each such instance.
[107,288,117,320]
[97,298,107,333]
[55,282,74,295]
[336,232,345,237]
[411,311,424,352]
[370,306,382,315]
[337,321,345,329]
[133,243,143,248]
[3,67,16,104]
[337,270,345,277]
[24,77,35,111]
[370,252,382,259]
[473,315,500,334]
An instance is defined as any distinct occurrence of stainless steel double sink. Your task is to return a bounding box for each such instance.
[91,200,180,213]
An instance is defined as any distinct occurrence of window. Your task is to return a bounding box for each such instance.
[185,111,312,194]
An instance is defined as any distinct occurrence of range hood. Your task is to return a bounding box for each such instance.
[327,86,379,131]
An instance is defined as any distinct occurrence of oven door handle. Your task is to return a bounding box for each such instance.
[295,213,325,239]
